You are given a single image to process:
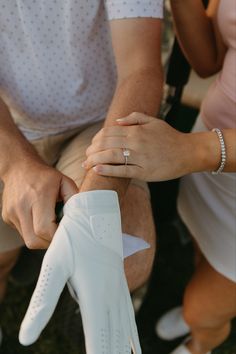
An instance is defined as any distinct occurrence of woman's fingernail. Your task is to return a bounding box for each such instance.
[93,165,101,173]
[81,161,86,168]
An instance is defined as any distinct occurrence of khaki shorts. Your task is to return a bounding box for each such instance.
[0,122,149,253]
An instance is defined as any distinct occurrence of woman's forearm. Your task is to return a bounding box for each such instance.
[170,0,224,77]
[84,115,236,182]
[115,120,236,175]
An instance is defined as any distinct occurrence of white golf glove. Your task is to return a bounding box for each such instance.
[19,190,142,354]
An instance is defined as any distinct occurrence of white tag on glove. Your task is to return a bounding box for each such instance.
[19,190,142,354]
[122,233,150,259]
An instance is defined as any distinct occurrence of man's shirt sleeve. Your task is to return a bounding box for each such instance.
[104,0,164,20]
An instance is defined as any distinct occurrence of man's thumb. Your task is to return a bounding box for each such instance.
[60,176,78,203]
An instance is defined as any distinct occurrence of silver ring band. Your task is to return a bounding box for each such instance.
[123,149,130,165]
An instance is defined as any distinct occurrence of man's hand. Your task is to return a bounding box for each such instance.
[19,191,141,354]
[1,160,78,249]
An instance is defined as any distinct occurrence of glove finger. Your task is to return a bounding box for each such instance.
[120,303,132,354]
[19,246,69,345]
[130,320,141,354]
[79,301,110,354]
[123,282,142,354]
[109,306,123,354]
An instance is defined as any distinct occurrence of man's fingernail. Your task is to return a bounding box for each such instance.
[81,161,86,168]
[116,118,124,121]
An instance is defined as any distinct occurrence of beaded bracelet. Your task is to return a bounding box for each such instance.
[212,128,226,174]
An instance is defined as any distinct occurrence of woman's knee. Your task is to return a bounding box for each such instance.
[183,256,236,330]
[183,294,212,330]
[183,282,235,331]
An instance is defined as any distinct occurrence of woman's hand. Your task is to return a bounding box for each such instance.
[83,113,197,182]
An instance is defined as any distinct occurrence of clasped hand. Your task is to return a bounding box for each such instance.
[19,190,141,354]
[1,160,78,249]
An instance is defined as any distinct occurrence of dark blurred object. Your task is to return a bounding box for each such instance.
[56,289,85,353]
[136,220,194,354]
[160,38,191,123]
[55,201,64,223]
[10,248,44,286]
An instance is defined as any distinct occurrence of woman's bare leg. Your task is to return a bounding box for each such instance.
[183,257,236,354]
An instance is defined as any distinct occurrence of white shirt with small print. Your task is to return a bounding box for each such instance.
[0,0,163,140]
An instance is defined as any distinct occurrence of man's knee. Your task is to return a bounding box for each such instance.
[121,184,156,291]
[124,238,156,292]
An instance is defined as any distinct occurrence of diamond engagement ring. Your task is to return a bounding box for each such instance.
[123,149,130,165]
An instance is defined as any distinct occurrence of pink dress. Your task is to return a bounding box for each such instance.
[177,0,236,282]
[201,0,236,129]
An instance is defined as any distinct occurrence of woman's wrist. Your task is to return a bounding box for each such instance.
[188,131,221,173]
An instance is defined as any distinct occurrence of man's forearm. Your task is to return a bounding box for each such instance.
[0,97,42,180]
[104,67,163,126]
[80,67,163,200]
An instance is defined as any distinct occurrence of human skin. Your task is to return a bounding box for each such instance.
[0,19,162,248]
[166,3,236,353]
[0,97,79,249]
[170,0,226,77]
[84,0,235,180]
[83,1,236,353]
[83,113,236,180]
[79,18,163,290]
[0,17,163,293]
